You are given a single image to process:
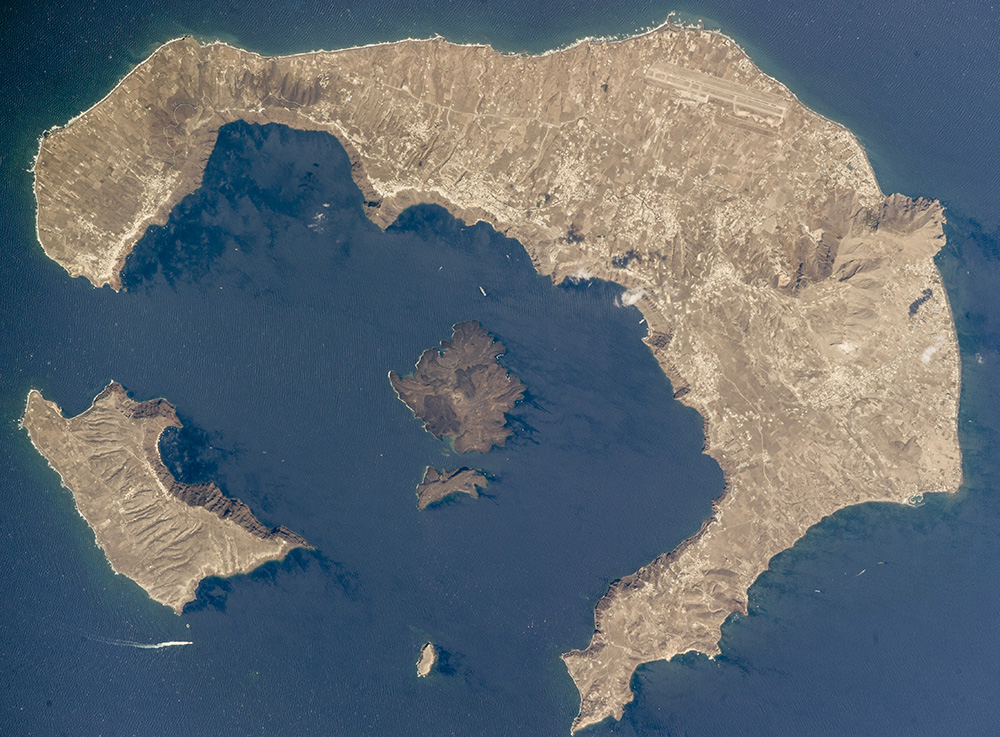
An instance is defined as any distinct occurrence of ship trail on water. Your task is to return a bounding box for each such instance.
[89,636,193,649]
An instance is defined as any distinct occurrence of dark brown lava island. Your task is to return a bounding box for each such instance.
[389,321,525,453]
[416,467,488,509]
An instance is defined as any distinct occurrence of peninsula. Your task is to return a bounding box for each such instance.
[32,26,962,731]
[389,321,525,453]
[416,466,488,509]
[22,383,308,613]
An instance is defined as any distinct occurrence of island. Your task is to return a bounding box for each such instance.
[31,24,962,732]
[416,641,438,677]
[416,466,488,509]
[21,382,308,613]
[389,321,525,453]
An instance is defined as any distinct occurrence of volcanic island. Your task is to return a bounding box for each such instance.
[415,467,488,510]
[391,321,521,507]
[389,321,525,454]
[31,22,962,732]
[22,383,308,613]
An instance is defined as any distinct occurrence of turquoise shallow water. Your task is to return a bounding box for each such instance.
[2,1,1000,735]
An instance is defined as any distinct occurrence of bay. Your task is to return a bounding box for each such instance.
[2,1,999,735]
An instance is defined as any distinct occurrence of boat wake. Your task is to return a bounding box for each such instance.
[87,635,193,649]
[49,618,193,650]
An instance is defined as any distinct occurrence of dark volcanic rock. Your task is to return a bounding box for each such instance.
[416,467,487,510]
[389,321,525,453]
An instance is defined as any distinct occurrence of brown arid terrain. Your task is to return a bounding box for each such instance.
[416,466,487,509]
[32,24,961,732]
[390,321,525,453]
[416,641,438,677]
[22,383,308,613]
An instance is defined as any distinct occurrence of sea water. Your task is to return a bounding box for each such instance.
[2,120,723,735]
[2,1,999,735]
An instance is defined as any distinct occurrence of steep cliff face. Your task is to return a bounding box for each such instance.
[108,382,309,545]
[23,383,308,613]
[158,474,309,545]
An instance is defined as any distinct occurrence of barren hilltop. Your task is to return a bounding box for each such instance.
[23,384,307,613]
[32,25,961,732]
[390,321,525,454]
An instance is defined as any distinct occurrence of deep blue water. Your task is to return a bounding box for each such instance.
[2,1,1000,736]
